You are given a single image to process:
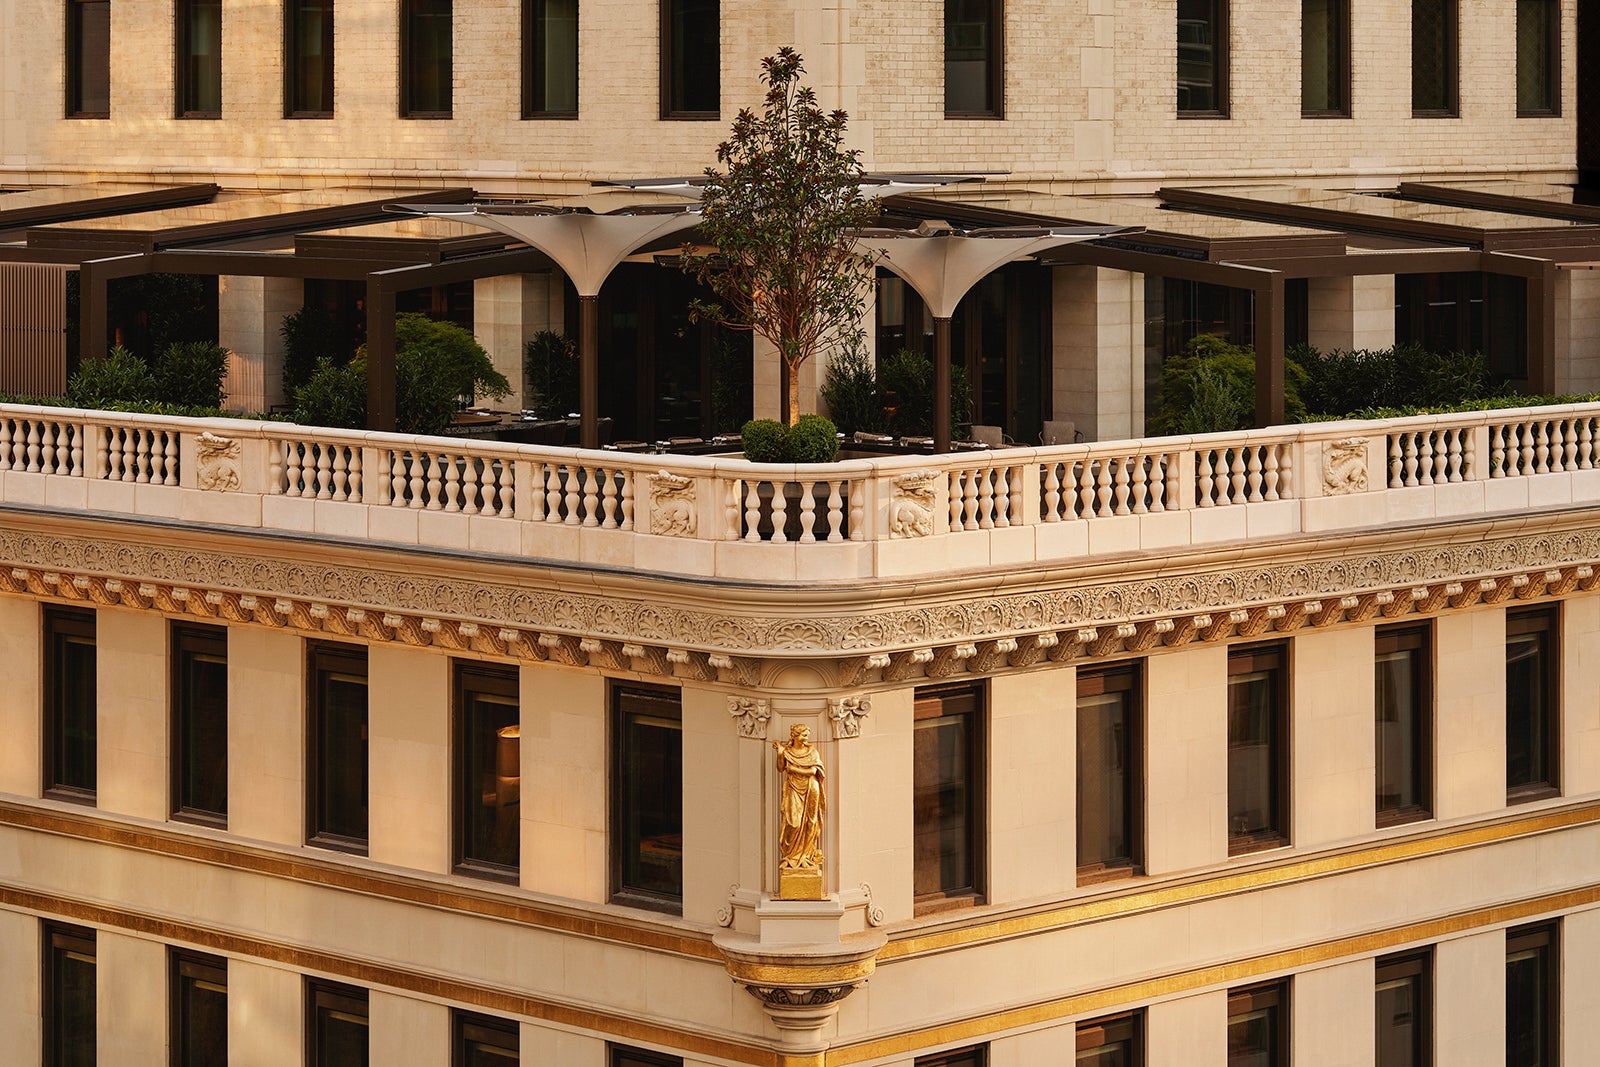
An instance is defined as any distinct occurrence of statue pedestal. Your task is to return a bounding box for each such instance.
[777,868,825,901]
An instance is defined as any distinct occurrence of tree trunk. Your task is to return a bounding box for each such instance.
[787,359,801,426]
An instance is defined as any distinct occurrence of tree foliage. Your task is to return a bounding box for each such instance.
[683,48,877,426]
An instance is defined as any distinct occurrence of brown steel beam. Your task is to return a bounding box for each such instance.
[934,316,953,453]
[77,254,151,362]
[579,294,600,449]
[1256,273,1286,428]
[366,280,397,432]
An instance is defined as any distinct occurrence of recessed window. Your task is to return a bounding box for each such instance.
[1227,644,1288,854]
[524,0,579,117]
[171,950,227,1067]
[43,922,96,1067]
[1077,663,1142,883]
[172,623,227,825]
[402,0,453,118]
[1515,0,1559,117]
[1375,950,1430,1067]
[45,606,97,802]
[1506,606,1558,801]
[914,684,984,912]
[1301,0,1349,116]
[453,1010,518,1066]
[456,662,520,879]
[1411,0,1457,116]
[66,0,111,118]
[1506,922,1558,1067]
[945,0,1003,118]
[285,0,334,117]
[175,0,222,118]
[1375,624,1431,826]
[659,0,718,119]
[307,980,368,1067]
[308,643,368,851]
[1177,0,1227,116]
[1227,981,1288,1066]
[612,684,683,910]
[611,1044,683,1067]
[1077,1010,1143,1065]
[915,1046,988,1067]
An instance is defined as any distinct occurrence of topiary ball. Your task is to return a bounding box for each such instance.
[741,419,790,463]
[788,414,840,463]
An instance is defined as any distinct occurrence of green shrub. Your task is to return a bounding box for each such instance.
[523,330,580,418]
[152,341,229,409]
[67,346,157,408]
[741,419,790,462]
[788,414,840,463]
[1176,362,1247,435]
[1298,342,1494,417]
[1152,334,1307,435]
[280,304,346,398]
[292,357,366,430]
[394,313,510,406]
[878,347,971,439]
[710,334,755,434]
[819,346,887,435]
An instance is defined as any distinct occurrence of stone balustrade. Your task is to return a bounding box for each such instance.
[2,402,1599,581]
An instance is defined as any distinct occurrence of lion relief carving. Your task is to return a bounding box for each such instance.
[195,432,241,492]
[649,471,697,537]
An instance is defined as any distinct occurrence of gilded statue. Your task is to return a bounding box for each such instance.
[772,723,826,898]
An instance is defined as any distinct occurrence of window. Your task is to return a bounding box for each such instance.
[1375,624,1430,826]
[66,0,110,118]
[1411,0,1457,116]
[1077,663,1141,882]
[915,1047,987,1067]
[1227,981,1287,1066]
[453,1010,518,1066]
[308,644,368,851]
[170,950,227,1067]
[1077,1011,1143,1066]
[660,0,718,118]
[44,922,96,1067]
[1177,0,1227,116]
[307,980,368,1067]
[945,0,1003,117]
[285,0,334,117]
[913,684,984,911]
[1375,951,1430,1067]
[1506,922,1558,1067]
[402,0,452,118]
[1506,606,1558,800]
[175,0,222,118]
[612,684,683,910]
[1516,0,1559,116]
[172,624,227,825]
[524,0,578,117]
[456,663,520,878]
[1301,0,1349,116]
[45,607,97,801]
[1227,644,1287,854]
[611,1045,683,1067]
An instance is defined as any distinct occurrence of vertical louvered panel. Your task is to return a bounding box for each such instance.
[0,263,70,396]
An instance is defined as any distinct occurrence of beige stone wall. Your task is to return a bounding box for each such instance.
[228,958,304,1067]
[1433,929,1505,1067]
[1291,959,1375,1067]
[1307,275,1397,354]
[369,990,450,1067]
[96,608,170,822]
[1145,643,1229,874]
[1433,608,1507,820]
[520,664,608,903]
[987,667,1075,902]
[0,909,43,1065]
[0,596,41,798]
[1290,625,1375,848]
[97,930,168,1066]
[1053,266,1145,441]
[228,626,305,845]
[368,644,451,874]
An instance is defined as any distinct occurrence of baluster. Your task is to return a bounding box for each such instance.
[848,478,866,541]
[1094,458,1114,516]
[0,420,10,471]
[1162,453,1180,511]
[1123,457,1145,515]
[1556,421,1574,472]
[617,470,634,531]
[726,479,742,539]
[563,466,583,526]
[826,479,844,542]
[330,448,349,502]
[38,423,55,475]
[1275,445,1293,497]
[1386,436,1402,488]
[1009,465,1025,526]
[965,469,983,530]
[1581,420,1595,471]
[48,424,64,475]
[1489,426,1506,478]
[133,430,150,484]
[1418,434,1435,486]
[1109,458,1129,515]
[1444,431,1462,483]
[1192,451,1211,507]
[993,468,1011,528]
[744,481,763,542]
[388,452,407,506]
[405,451,424,509]
[950,474,966,529]
[266,440,283,494]
[1075,462,1093,517]
[460,459,481,515]
[1223,449,1242,505]
[69,425,83,477]
[163,433,178,485]
[799,481,818,543]
[1517,424,1535,474]
[770,480,789,543]
[978,468,996,529]
[438,453,459,512]
[544,465,562,522]
[1401,435,1418,487]
[1262,448,1281,500]
[1043,463,1062,521]
[600,469,620,529]
[346,448,362,502]
[581,465,600,528]
[25,421,41,473]
[1245,447,1263,501]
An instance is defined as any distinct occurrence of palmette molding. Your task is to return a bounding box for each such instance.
[0,525,1596,687]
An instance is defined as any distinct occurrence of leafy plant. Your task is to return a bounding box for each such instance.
[682,48,877,426]
[292,357,367,430]
[152,341,229,409]
[66,346,157,408]
[523,330,579,418]
[1297,342,1493,417]
[710,334,754,434]
[878,347,970,439]
[788,414,840,463]
[280,304,346,398]
[392,313,510,406]
[819,345,886,435]
[1152,334,1307,434]
[741,418,790,463]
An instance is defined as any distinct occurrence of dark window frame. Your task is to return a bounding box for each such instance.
[400,0,453,119]
[174,0,223,119]
[169,949,228,1067]
[1375,949,1431,1067]
[1410,0,1458,117]
[944,0,1005,119]
[1505,922,1559,1067]
[523,0,580,119]
[305,979,369,1067]
[454,661,521,882]
[1227,642,1289,855]
[610,1044,684,1067]
[307,642,369,854]
[1077,1009,1144,1065]
[1375,623,1432,827]
[65,0,111,119]
[610,682,684,913]
[1177,0,1229,118]
[913,683,987,914]
[658,0,719,120]
[1076,661,1143,883]
[43,921,97,1067]
[1301,0,1352,118]
[284,0,335,118]
[170,622,228,827]
[914,1046,988,1067]
[1227,980,1289,1065]
[1506,605,1559,802]
[44,605,97,803]
[452,1009,519,1065]
[1516,0,1560,118]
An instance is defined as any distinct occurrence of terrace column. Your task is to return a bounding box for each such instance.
[472,271,563,413]
[1307,275,1395,353]
[218,275,301,413]
[1052,265,1144,441]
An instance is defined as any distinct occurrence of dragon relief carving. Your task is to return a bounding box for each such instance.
[889,470,940,538]
[648,471,697,537]
[195,432,241,492]
[1323,438,1369,496]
